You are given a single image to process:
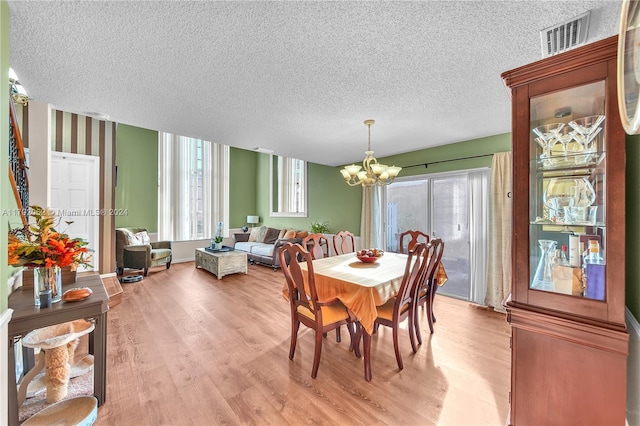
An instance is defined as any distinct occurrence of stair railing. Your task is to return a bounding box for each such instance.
[9,91,29,227]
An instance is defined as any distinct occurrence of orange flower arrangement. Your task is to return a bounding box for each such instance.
[8,205,92,270]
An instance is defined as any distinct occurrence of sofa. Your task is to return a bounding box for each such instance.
[233,226,308,271]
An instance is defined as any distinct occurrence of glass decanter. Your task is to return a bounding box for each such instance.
[531,239,558,292]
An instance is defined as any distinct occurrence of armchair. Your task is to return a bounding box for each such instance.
[115,227,172,276]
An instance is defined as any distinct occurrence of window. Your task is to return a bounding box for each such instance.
[158,133,229,241]
[270,155,307,217]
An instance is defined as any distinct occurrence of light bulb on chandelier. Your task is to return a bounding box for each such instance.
[339,119,402,187]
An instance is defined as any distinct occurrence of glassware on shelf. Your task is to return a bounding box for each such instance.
[531,239,558,292]
[532,123,564,166]
[563,205,598,224]
[543,177,596,223]
[568,115,605,165]
[553,126,577,157]
[568,114,605,137]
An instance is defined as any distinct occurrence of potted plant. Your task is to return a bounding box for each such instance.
[310,221,330,234]
[212,221,224,249]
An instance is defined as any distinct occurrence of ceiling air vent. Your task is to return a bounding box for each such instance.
[540,11,590,58]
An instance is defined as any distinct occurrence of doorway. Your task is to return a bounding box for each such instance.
[50,152,100,272]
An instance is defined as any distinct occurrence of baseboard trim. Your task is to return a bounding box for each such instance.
[173,257,195,264]
[626,307,639,426]
[627,307,640,336]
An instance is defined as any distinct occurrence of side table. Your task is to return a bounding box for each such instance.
[7,275,109,426]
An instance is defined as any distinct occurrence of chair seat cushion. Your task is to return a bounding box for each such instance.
[297,302,349,326]
[150,248,171,261]
[376,297,410,321]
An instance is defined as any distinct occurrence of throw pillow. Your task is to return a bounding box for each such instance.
[263,227,280,244]
[249,226,268,243]
[295,231,309,239]
[283,230,296,239]
[278,228,289,239]
[248,226,261,242]
[132,231,151,245]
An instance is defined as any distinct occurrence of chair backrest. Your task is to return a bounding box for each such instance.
[302,233,329,259]
[279,242,319,317]
[115,227,147,267]
[425,238,445,285]
[399,230,430,254]
[333,230,356,255]
[394,242,429,314]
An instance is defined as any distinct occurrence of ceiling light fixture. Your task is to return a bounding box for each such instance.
[339,119,402,187]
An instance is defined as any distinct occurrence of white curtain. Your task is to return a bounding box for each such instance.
[469,169,489,305]
[158,133,229,241]
[485,152,513,311]
[361,185,383,249]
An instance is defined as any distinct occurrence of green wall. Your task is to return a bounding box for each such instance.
[115,124,158,231]
[229,147,258,228]
[253,133,512,236]
[377,133,512,177]
[255,154,361,234]
[626,134,640,319]
[114,129,261,232]
[1,0,9,312]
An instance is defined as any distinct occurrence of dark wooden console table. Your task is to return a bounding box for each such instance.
[7,274,109,425]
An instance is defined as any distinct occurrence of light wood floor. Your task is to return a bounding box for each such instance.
[95,262,511,425]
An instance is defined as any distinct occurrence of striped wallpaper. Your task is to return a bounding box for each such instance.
[17,104,117,274]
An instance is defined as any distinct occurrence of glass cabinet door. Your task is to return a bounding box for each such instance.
[529,80,606,301]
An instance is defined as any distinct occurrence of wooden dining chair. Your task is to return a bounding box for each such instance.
[399,230,430,254]
[302,233,330,260]
[414,238,445,339]
[333,230,356,255]
[373,242,429,371]
[305,233,343,343]
[278,242,358,378]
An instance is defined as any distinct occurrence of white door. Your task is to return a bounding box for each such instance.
[50,152,100,271]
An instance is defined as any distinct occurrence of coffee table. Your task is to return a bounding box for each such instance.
[195,248,248,279]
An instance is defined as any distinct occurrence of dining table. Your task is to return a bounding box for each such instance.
[299,252,409,381]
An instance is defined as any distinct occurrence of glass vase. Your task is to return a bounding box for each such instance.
[33,266,63,307]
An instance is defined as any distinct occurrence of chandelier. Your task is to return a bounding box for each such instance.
[339,119,402,187]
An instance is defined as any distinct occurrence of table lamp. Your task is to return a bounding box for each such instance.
[247,215,259,228]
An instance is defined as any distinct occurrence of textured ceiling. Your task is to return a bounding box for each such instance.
[8,1,622,167]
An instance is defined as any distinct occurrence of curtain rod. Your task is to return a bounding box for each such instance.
[402,153,494,169]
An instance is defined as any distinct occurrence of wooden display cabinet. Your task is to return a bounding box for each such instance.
[501,35,629,425]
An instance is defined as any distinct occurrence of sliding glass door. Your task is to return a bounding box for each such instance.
[431,174,470,299]
[384,169,489,302]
